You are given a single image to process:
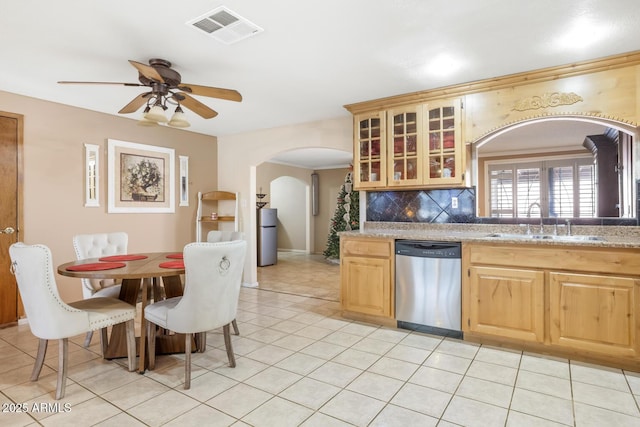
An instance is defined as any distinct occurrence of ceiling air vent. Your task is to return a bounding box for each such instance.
[186,6,263,45]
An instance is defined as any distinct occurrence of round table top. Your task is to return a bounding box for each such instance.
[57,252,185,280]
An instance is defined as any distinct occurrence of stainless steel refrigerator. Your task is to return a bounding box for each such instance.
[257,208,278,266]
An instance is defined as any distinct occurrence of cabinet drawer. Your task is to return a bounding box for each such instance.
[467,243,640,276]
[342,238,392,257]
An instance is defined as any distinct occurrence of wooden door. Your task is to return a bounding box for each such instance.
[353,112,386,189]
[341,256,392,317]
[387,105,423,187]
[467,266,545,342]
[423,98,464,186]
[0,112,23,325]
[549,272,638,357]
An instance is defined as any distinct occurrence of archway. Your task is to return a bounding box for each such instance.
[218,118,353,287]
[470,115,638,218]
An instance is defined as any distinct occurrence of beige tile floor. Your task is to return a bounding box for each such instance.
[257,251,340,301]
[1,253,640,426]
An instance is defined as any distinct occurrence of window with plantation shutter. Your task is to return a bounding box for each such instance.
[488,156,595,218]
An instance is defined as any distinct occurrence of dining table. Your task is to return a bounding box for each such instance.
[57,251,200,373]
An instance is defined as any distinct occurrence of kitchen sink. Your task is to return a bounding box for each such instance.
[486,233,605,242]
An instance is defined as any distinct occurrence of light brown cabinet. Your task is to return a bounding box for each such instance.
[463,242,640,369]
[388,105,422,187]
[549,272,638,358]
[353,98,464,190]
[354,112,386,189]
[468,266,544,343]
[340,236,394,323]
[424,99,464,185]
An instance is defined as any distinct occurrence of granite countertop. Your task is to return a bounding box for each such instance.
[339,222,640,249]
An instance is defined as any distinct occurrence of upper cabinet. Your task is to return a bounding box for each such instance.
[388,105,422,187]
[424,99,463,185]
[354,112,386,188]
[353,98,464,190]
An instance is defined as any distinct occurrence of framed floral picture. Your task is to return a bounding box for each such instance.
[107,139,175,213]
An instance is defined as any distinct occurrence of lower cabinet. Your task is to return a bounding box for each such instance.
[340,236,394,320]
[468,266,544,343]
[463,243,640,368]
[549,272,638,357]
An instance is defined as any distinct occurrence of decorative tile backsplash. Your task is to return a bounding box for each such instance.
[366,185,640,226]
[367,188,476,223]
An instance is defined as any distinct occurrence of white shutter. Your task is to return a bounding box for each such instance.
[487,155,594,218]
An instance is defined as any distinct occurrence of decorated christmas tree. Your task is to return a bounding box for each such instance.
[324,171,359,261]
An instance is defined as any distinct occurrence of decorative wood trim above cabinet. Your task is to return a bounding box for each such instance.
[344,50,640,115]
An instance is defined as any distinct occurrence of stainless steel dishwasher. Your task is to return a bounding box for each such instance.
[395,240,462,338]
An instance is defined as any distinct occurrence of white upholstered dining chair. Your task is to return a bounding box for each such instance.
[9,242,137,400]
[206,230,244,243]
[207,230,244,335]
[72,231,128,346]
[144,240,247,389]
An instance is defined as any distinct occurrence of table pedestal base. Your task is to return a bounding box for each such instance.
[102,275,203,372]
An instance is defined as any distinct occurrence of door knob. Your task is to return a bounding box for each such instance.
[1,227,15,234]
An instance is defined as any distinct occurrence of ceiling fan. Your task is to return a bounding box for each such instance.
[58,58,242,127]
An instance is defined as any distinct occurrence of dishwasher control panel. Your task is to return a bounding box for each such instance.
[395,240,461,259]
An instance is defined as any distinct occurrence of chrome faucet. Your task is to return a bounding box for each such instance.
[527,202,544,234]
[565,219,572,236]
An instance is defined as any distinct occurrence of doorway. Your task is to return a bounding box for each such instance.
[0,112,23,325]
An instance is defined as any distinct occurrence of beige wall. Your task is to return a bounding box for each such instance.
[1,91,218,302]
[218,116,352,286]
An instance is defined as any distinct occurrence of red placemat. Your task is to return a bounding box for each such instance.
[66,262,126,271]
[159,260,185,269]
[98,254,148,262]
[166,253,183,259]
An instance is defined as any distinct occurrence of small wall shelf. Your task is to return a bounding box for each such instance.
[196,191,239,242]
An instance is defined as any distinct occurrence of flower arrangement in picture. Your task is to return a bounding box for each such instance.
[126,158,162,201]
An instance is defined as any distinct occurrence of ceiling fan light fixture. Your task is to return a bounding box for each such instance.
[145,104,168,122]
[138,117,159,126]
[138,106,159,126]
[168,106,190,128]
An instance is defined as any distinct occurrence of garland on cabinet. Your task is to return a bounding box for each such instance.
[324,171,359,262]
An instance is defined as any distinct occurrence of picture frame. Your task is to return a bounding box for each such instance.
[179,155,189,206]
[107,139,175,213]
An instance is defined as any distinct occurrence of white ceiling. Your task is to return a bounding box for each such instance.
[267,148,352,170]
[2,1,639,168]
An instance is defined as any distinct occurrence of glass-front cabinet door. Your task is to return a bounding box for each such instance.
[387,105,423,187]
[354,112,386,189]
[424,98,464,185]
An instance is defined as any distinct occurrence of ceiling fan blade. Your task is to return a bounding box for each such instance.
[118,93,152,114]
[178,83,242,102]
[58,81,143,87]
[128,60,164,83]
[173,92,218,119]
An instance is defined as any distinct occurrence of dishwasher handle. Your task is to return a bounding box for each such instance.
[407,243,458,251]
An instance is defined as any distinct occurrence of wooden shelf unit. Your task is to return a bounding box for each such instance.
[196,191,239,242]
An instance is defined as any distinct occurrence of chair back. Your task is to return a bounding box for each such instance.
[167,240,247,333]
[9,243,90,339]
[72,232,128,298]
[206,230,244,243]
